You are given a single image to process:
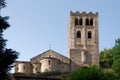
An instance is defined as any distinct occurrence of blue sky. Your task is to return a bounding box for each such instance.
[1,0,120,65]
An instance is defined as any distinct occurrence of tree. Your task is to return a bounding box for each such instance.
[0,0,19,80]
[0,0,6,10]
[112,39,120,76]
[100,38,120,77]
[65,66,112,80]
[112,59,120,76]
[113,38,120,59]
[99,48,114,68]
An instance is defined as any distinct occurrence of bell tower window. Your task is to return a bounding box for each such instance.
[88,31,92,39]
[79,18,82,26]
[90,18,93,26]
[75,18,78,25]
[77,31,81,38]
[86,18,89,26]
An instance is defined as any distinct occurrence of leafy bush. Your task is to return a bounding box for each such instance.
[65,66,112,80]
[112,59,120,76]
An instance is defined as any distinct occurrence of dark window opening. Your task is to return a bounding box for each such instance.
[75,18,78,25]
[48,60,50,65]
[77,31,81,38]
[23,66,25,70]
[90,18,93,26]
[16,67,19,71]
[88,31,92,38]
[83,66,87,68]
[79,18,82,26]
[86,18,89,26]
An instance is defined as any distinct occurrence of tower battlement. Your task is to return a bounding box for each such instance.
[70,11,98,16]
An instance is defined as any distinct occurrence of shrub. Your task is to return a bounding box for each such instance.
[65,66,112,80]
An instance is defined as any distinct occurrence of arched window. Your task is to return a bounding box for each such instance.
[88,31,92,38]
[79,18,82,26]
[77,31,81,38]
[75,18,78,25]
[86,18,89,26]
[48,60,50,65]
[90,18,93,26]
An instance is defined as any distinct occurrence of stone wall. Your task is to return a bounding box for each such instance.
[15,61,32,74]
[60,63,70,72]
[31,50,70,64]
[40,58,60,72]
[15,50,70,74]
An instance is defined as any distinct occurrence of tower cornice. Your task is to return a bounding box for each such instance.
[70,11,98,16]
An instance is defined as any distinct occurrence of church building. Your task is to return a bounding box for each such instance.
[15,11,99,74]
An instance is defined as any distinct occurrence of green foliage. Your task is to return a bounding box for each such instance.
[112,59,120,76]
[114,39,120,59]
[99,39,120,68]
[99,48,114,68]
[111,39,120,76]
[100,38,120,78]
[65,66,111,80]
[115,38,120,47]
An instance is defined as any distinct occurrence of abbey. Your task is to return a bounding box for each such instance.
[15,11,99,74]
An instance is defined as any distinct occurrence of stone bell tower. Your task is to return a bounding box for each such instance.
[68,11,99,71]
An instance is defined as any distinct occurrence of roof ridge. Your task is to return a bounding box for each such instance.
[30,49,69,60]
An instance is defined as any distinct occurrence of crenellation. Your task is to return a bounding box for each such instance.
[70,11,98,17]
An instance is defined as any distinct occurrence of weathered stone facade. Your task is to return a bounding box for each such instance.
[15,61,32,74]
[15,11,99,74]
[15,50,70,74]
[68,11,99,71]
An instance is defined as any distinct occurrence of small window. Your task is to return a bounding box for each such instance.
[86,18,89,26]
[90,18,93,26]
[79,18,82,26]
[75,18,78,25]
[16,67,19,71]
[88,31,92,38]
[77,31,81,38]
[23,66,25,70]
[48,60,50,65]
